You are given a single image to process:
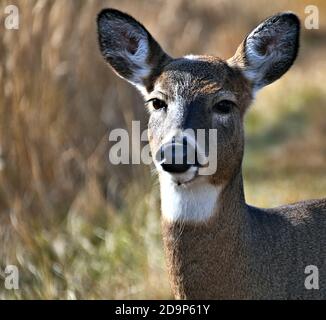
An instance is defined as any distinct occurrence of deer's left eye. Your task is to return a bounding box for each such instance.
[149,98,167,110]
[212,100,236,114]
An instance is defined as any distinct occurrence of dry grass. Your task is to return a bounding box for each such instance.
[0,0,325,299]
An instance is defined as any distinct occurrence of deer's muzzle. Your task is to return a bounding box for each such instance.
[156,136,200,174]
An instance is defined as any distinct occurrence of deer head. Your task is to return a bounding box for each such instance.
[97,9,300,221]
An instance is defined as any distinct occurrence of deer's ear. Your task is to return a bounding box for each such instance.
[229,12,300,92]
[97,9,170,94]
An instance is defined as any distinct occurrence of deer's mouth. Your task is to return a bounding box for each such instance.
[159,164,201,186]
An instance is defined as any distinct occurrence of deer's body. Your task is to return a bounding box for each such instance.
[97,9,326,299]
[162,173,326,299]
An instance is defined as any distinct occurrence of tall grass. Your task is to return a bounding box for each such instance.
[0,0,325,299]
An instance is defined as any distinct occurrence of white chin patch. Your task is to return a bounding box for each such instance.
[159,172,221,223]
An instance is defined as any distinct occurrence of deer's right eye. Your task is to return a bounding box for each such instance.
[149,98,167,110]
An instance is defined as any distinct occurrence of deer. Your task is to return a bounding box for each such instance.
[97,8,326,299]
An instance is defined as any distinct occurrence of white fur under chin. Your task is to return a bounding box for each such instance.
[159,173,221,223]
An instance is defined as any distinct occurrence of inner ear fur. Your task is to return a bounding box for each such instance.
[97,8,171,93]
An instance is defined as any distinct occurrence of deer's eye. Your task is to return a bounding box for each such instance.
[212,100,235,114]
[150,98,167,110]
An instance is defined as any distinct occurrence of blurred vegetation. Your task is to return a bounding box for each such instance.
[0,0,325,299]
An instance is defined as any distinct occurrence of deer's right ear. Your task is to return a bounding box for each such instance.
[97,9,171,94]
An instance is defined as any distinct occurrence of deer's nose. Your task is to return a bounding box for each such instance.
[161,158,191,174]
[156,139,196,174]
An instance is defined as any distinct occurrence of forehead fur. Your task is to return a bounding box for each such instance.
[153,56,253,110]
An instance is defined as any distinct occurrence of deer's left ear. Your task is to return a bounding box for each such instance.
[229,12,300,91]
[97,9,171,94]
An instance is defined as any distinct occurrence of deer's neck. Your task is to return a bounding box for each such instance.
[160,171,253,299]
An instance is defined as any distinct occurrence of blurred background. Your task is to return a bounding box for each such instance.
[0,0,325,299]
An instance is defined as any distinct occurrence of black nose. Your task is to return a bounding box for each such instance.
[156,139,196,174]
[161,162,191,174]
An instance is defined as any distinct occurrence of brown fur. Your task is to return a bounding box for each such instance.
[162,172,326,299]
